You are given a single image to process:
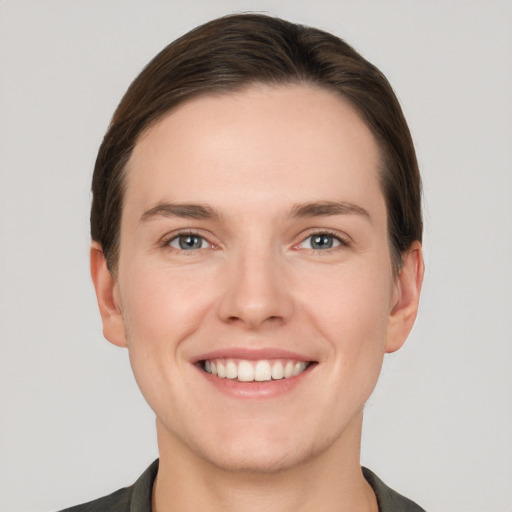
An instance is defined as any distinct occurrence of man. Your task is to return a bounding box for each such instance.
[63,13,425,512]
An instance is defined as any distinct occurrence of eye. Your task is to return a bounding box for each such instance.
[299,233,343,250]
[168,233,209,251]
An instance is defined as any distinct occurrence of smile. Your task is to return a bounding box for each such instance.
[202,359,310,382]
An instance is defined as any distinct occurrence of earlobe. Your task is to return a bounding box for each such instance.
[90,242,127,348]
[386,241,424,353]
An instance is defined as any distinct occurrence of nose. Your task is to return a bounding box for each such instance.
[217,247,294,330]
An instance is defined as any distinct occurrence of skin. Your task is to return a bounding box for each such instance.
[91,84,423,512]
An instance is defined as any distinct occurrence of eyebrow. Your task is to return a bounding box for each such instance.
[139,200,370,223]
[139,202,221,222]
[289,201,371,220]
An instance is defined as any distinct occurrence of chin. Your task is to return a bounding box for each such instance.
[189,422,336,475]
[204,442,314,475]
[156,399,365,476]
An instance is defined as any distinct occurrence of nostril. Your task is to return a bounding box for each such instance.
[226,314,285,328]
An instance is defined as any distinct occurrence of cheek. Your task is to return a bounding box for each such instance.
[120,262,208,338]
[117,265,200,366]
[116,268,207,421]
[305,260,394,367]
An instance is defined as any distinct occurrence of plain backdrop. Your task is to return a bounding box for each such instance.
[1,1,511,511]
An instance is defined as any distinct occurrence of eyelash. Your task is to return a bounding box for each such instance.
[160,229,351,254]
[161,230,213,253]
[296,230,351,252]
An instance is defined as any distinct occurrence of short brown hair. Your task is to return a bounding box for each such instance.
[91,13,422,273]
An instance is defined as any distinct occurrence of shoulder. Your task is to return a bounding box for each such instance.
[362,467,427,512]
[58,460,159,512]
[58,486,132,512]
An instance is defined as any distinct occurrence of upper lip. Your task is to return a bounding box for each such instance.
[192,347,315,363]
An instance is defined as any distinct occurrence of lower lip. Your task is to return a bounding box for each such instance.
[196,364,315,399]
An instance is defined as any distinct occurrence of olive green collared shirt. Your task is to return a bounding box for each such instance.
[60,460,426,512]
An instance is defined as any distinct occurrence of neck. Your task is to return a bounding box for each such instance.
[152,413,378,512]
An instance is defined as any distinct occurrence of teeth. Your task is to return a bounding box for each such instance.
[271,361,284,380]
[226,360,237,379]
[203,358,309,382]
[217,361,226,378]
[254,360,271,381]
[238,361,254,382]
[293,362,306,376]
[284,361,294,378]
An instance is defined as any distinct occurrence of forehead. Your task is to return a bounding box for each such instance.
[124,84,384,221]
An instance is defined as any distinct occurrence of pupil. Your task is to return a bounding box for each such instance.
[179,235,201,250]
[312,235,333,249]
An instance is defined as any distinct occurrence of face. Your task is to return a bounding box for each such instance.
[93,84,422,474]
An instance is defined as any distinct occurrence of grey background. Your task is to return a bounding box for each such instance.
[1,1,511,511]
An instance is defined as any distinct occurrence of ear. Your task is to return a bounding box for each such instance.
[90,241,127,348]
[386,241,424,353]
